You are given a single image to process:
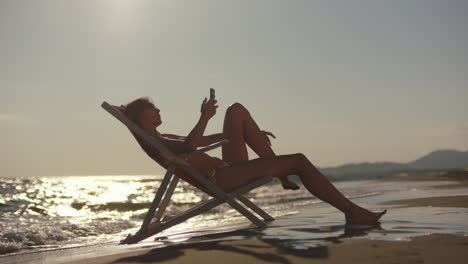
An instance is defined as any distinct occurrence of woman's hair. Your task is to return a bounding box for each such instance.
[123,97,156,127]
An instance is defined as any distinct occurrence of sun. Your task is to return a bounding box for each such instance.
[101,0,142,33]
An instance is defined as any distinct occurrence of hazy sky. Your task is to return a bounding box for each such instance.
[1,0,467,177]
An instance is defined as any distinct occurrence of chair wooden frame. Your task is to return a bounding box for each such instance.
[101,101,274,244]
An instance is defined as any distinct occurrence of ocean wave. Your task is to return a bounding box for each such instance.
[0,215,135,255]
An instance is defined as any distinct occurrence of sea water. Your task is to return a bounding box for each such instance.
[1,175,467,257]
[0,175,322,254]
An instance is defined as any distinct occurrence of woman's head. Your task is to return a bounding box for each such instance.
[124,97,161,132]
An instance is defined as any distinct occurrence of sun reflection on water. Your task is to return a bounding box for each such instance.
[1,174,322,254]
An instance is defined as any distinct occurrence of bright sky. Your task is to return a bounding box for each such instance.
[1,0,467,177]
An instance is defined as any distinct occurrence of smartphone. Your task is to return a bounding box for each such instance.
[210,88,215,99]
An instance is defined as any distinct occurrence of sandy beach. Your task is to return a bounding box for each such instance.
[2,170,467,264]
[69,234,467,264]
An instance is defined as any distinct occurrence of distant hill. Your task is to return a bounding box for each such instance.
[320,149,468,179]
[408,150,468,169]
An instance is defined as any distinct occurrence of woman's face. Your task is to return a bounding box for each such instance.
[139,107,161,131]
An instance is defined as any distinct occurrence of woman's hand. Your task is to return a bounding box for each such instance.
[262,130,276,146]
[200,97,218,120]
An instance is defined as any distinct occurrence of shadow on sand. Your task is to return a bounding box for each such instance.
[113,223,382,263]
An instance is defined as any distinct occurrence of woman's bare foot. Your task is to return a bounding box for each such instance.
[345,205,387,225]
[280,177,300,190]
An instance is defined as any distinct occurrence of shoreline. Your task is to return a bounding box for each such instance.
[2,170,468,263]
[376,169,468,208]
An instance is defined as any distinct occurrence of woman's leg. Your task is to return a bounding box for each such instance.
[221,103,299,190]
[214,153,386,224]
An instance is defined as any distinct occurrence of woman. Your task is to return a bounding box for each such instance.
[124,96,386,225]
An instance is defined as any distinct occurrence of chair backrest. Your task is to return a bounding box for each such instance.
[101,102,176,166]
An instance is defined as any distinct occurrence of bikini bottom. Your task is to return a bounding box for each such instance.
[207,161,232,183]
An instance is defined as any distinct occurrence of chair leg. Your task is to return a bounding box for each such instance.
[237,195,275,221]
[140,165,176,232]
[154,176,179,222]
[120,176,273,244]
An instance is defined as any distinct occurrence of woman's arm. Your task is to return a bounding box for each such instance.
[185,98,218,151]
[185,115,210,151]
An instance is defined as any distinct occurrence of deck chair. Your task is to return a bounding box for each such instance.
[101,101,275,244]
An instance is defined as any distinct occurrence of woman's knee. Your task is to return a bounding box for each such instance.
[292,153,321,174]
[271,153,307,175]
[226,102,249,116]
[292,153,307,168]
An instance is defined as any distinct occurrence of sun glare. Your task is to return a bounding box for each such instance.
[101,0,142,33]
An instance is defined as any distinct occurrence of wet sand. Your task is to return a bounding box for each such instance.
[68,234,467,264]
